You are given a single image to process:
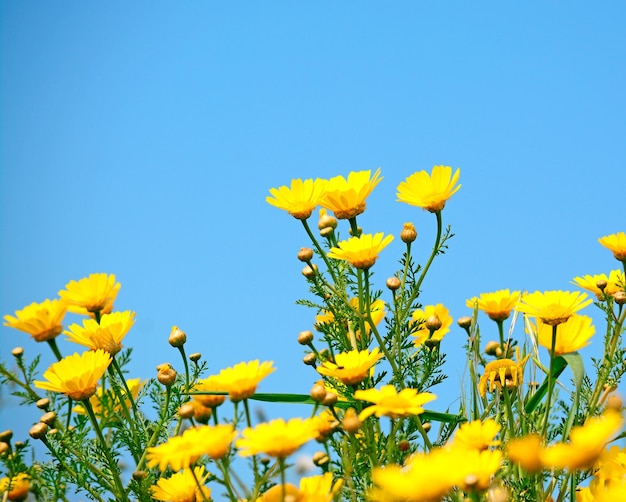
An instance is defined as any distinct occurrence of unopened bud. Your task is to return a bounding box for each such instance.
[318,211,337,231]
[485,341,500,356]
[132,470,148,481]
[463,473,480,491]
[189,352,201,362]
[425,315,443,333]
[169,326,187,347]
[400,222,417,243]
[178,403,195,419]
[398,439,411,452]
[348,226,362,237]
[157,364,177,387]
[303,353,317,367]
[596,280,608,291]
[302,264,318,279]
[298,330,314,345]
[386,277,401,291]
[424,338,440,349]
[29,422,49,440]
[342,408,361,433]
[14,441,25,450]
[312,451,330,467]
[0,442,9,455]
[457,316,472,329]
[11,347,24,358]
[310,384,327,403]
[322,391,338,407]
[422,422,431,432]
[40,412,57,426]
[613,291,626,305]
[606,394,623,411]
[297,247,314,262]
[0,430,13,443]
[36,398,50,411]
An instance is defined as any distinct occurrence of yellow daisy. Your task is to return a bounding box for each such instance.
[266,178,328,220]
[456,448,502,492]
[64,310,136,355]
[572,270,625,299]
[186,424,237,460]
[478,350,529,397]
[506,434,544,473]
[0,473,30,502]
[259,473,342,502]
[452,419,501,451]
[396,165,461,213]
[516,290,592,326]
[599,232,626,261]
[34,349,112,401]
[354,385,436,420]
[532,314,595,355]
[410,304,453,347]
[205,360,275,401]
[59,273,121,316]
[317,347,383,386]
[327,232,394,269]
[236,417,319,458]
[312,409,340,441]
[321,168,383,219]
[151,466,211,502]
[3,298,68,342]
[466,289,521,322]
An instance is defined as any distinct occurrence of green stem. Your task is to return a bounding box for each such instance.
[111,358,144,431]
[541,325,558,438]
[47,338,63,361]
[301,219,339,285]
[177,345,191,391]
[242,399,260,485]
[136,386,171,472]
[106,365,140,463]
[190,466,210,502]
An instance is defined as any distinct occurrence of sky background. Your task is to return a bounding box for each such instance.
[1,0,625,495]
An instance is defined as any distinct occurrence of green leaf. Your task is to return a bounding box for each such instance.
[524,356,568,414]
[560,352,585,439]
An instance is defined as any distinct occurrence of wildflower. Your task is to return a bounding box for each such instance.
[532,314,595,355]
[453,419,501,451]
[266,178,328,220]
[312,409,339,440]
[411,304,452,347]
[354,385,436,420]
[572,270,625,299]
[327,232,394,269]
[506,434,544,473]
[236,417,319,458]
[516,290,592,326]
[259,483,300,502]
[466,290,521,322]
[0,473,30,501]
[3,298,68,342]
[396,165,461,213]
[599,232,626,261]
[150,466,211,502]
[59,273,120,316]
[205,360,275,401]
[457,448,502,492]
[317,347,383,385]
[400,222,417,243]
[186,424,237,460]
[478,350,529,397]
[64,310,135,355]
[321,168,382,219]
[299,473,343,501]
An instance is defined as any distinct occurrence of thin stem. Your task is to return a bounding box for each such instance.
[47,338,63,361]
[301,219,338,284]
[177,346,191,391]
[541,325,558,438]
[242,399,260,485]
[136,386,171,471]
[190,466,210,502]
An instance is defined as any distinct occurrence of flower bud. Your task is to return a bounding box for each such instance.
[485,341,500,356]
[0,430,13,443]
[613,291,626,305]
[400,222,417,243]
[303,353,317,367]
[425,315,442,333]
[596,280,608,291]
[342,408,361,433]
[320,227,334,238]
[189,352,201,362]
[398,439,411,452]
[11,347,24,358]
[0,442,9,456]
[606,394,623,411]
[318,210,337,231]
[310,383,327,403]
[36,398,50,411]
[169,326,187,348]
[298,330,314,345]
[422,422,431,433]
[297,247,314,262]
[424,338,440,350]
[132,470,147,481]
[302,264,318,279]
[178,403,195,419]
[322,391,338,407]
[14,441,25,450]
[29,423,49,440]
[386,277,401,291]
[312,451,330,467]
[40,412,57,426]
[157,363,177,387]
[457,316,472,329]
[348,226,362,237]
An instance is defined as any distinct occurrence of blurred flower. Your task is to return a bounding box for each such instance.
[259,483,300,502]
[354,385,436,420]
[516,290,592,326]
[3,298,68,342]
[599,232,626,261]
[236,417,319,458]
[321,168,382,219]
[532,314,595,355]
[192,378,228,408]
[73,377,144,416]
[452,419,501,451]
[298,473,343,501]
[317,347,383,385]
[0,473,30,501]
[266,178,328,220]
[572,270,625,299]
[205,360,275,401]
[34,349,112,401]
[456,448,502,492]
[59,273,120,316]
[150,466,211,502]
[506,434,544,473]
[466,290,521,322]
[478,350,529,397]
[312,409,339,441]
[327,232,394,269]
[64,310,136,355]
[396,165,461,212]
[411,304,452,347]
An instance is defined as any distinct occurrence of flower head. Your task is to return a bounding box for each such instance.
[3,298,68,342]
[59,273,120,316]
[327,232,394,269]
[478,350,529,397]
[260,473,342,502]
[317,347,383,385]
[572,270,625,299]
[204,360,275,401]
[396,165,461,212]
[531,314,595,355]
[599,232,626,261]
[236,417,318,458]
[411,304,453,347]
[150,466,211,502]
[64,310,136,355]
[466,290,521,322]
[266,178,328,220]
[34,349,112,401]
[506,434,543,473]
[192,378,228,408]
[516,290,592,326]
[452,419,501,451]
[354,385,436,420]
[321,168,382,219]
[0,473,30,501]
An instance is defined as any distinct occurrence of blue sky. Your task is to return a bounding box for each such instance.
[1,0,625,474]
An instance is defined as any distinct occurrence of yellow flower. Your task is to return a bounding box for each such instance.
[354,385,436,420]
[321,168,383,219]
[327,233,394,269]
[312,409,339,440]
[64,310,136,355]
[506,434,544,473]
[317,347,383,385]
[478,350,529,397]
[396,165,461,213]
[3,298,68,342]
[259,484,300,502]
[205,360,275,401]
[456,448,502,492]
[452,419,501,451]
[236,417,319,458]
[516,290,592,326]
[151,466,211,502]
[410,304,452,347]
[532,314,595,355]
[73,377,144,416]
[466,290,521,322]
[572,270,625,299]
[259,473,342,502]
[0,473,30,501]
[599,232,626,261]
[266,178,328,220]
[192,378,227,408]
[59,273,121,316]
[34,349,112,401]
[541,409,623,470]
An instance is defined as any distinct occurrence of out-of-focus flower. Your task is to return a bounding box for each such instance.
[354,385,436,420]
[34,349,112,401]
[599,232,626,261]
[572,270,625,299]
[466,290,521,322]
[0,473,30,501]
[3,298,68,342]
[150,466,211,502]
[236,418,319,458]
[411,304,452,347]
[64,311,136,355]
[452,419,501,451]
[327,233,394,269]
[516,290,592,326]
[266,178,328,220]
[312,409,339,441]
[59,273,120,316]
[191,378,227,408]
[204,360,275,402]
[456,448,502,492]
[321,168,382,219]
[506,434,544,473]
[317,347,383,385]
[396,165,461,213]
[531,314,595,355]
[259,473,342,502]
[478,350,529,397]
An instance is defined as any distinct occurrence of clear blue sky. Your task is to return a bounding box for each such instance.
[1,0,625,470]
